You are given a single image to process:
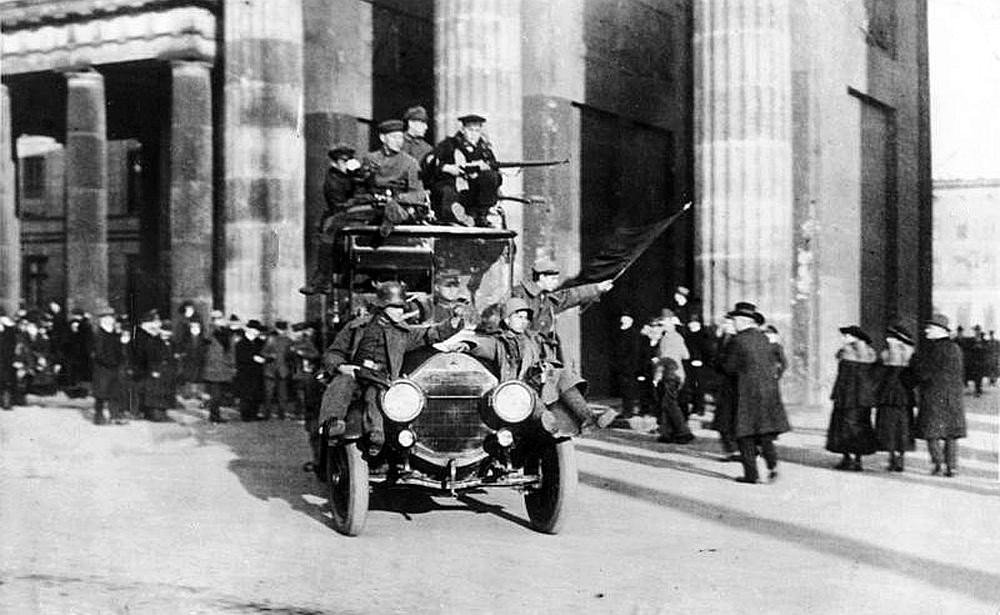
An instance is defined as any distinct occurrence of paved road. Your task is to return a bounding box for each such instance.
[1,391,999,614]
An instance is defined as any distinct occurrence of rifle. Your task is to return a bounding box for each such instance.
[459,159,569,176]
[494,158,569,170]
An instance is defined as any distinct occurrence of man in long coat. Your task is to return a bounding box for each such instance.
[0,311,17,410]
[132,311,172,422]
[911,313,965,476]
[91,306,124,424]
[720,301,791,483]
[234,320,267,421]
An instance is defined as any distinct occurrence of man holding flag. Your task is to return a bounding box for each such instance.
[513,257,614,365]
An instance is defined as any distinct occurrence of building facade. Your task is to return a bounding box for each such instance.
[1,0,931,401]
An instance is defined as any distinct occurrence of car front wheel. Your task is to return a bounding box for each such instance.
[328,442,370,536]
[524,439,578,534]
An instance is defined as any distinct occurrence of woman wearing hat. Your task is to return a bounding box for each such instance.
[826,325,879,471]
[874,326,916,471]
[910,313,966,477]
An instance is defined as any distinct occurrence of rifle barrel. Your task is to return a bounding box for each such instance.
[494,159,569,169]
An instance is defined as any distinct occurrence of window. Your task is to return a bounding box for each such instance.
[21,156,45,199]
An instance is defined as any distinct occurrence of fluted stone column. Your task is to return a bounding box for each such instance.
[224,0,305,322]
[0,86,21,315]
[435,0,524,273]
[169,60,214,318]
[694,0,793,333]
[303,0,372,317]
[520,0,584,372]
[64,69,109,313]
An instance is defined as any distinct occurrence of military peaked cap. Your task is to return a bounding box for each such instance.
[458,113,486,125]
[378,119,406,134]
[327,144,355,160]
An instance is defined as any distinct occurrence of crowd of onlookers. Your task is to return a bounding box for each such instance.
[611,287,983,480]
[0,300,327,429]
[953,324,1000,396]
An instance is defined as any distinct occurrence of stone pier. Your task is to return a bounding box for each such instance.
[223,0,305,322]
[64,69,109,313]
[302,0,372,316]
[0,85,20,316]
[693,0,794,334]
[168,60,214,318]
[435,0,525,273]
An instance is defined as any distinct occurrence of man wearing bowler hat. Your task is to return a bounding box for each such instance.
[427,113,502,226]
[720,301,790,483]
[911,313,966,476]
[314,281,464,463]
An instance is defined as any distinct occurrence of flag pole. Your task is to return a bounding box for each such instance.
[609,201,692,283]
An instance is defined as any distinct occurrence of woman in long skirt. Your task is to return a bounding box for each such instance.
[826,325,879,471]
[875,325,916,472]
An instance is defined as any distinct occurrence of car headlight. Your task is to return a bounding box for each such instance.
[381,379,425,423]
[490,380,535,423]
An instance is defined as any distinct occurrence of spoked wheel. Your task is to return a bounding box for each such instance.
[524,439,578,534]
[327,442,370,536]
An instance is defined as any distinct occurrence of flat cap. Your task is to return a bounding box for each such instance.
[886,325,914,346]
[839,325,872,345]
[291,322,309,332]
[504,297,533,318]
[139,309,160,323]
[531,257,560,275]
[378,119,406,134]
[327,144,355,160]
[245,319,265,331]
[926,313,950,331]
[458,113,486,125]
[404,106,428,122]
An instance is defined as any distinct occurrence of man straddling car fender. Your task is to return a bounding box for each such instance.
[316,281,464,461]
[457,298,617,434]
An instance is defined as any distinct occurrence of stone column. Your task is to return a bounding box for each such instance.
[169,60,214,318]
[521,0,584,372]
[694,0,794,333]
[64,69,109,313]
[0,85,21,316]
[435,0,524,273]
[302,0,372,317]
[223,0,305,322]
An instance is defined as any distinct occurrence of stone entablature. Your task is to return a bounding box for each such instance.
[1,1,218,74]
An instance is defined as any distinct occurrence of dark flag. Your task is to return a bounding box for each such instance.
[561,202,691,288]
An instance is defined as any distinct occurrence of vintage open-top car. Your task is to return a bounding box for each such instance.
[318,224,579,536]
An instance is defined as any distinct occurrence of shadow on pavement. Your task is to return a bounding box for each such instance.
[587,428,999,497]
[192,419,334,529]
[580,471,1000,605]
[193,418,537,532]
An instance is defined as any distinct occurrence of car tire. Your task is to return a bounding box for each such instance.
[327,442,370,536]
[524,439,578,534]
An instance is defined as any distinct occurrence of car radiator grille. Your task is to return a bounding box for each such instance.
[413,397,491,455]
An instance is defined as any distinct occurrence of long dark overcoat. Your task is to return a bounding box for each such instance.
[720,328,790,439]
[323,313,459,383]
[0,326,17,386]
[132,329,174,409]
[826,358,880,455]
[202,329,236,383]
[91,328,123,400]
[911,338,966,439]
[234,336,266,402]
